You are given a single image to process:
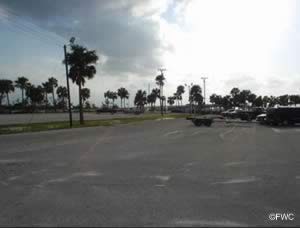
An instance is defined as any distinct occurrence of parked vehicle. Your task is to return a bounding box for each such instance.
[239,107,265,121]
[96,107,117,114]
[186,115,213,127]
[266,107,300,125]
[227,109,242,119]
[221,109,235,118]
[256,113,267,124]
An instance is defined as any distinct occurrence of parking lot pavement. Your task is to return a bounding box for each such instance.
[0,112,139,125]
[0,119,299,226]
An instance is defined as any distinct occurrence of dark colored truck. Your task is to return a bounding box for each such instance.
[186,116,213,127]
[266,107,300,125]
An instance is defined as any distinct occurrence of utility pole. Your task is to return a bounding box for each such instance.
[64,45,73,127]
[158,68,166,116]
[201,77,208,104]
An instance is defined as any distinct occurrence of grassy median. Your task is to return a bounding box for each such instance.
[0,113,187,135]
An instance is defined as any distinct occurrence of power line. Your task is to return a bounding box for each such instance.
[1,4,66,44]
[0,5,65,47]
[2,18,62,48]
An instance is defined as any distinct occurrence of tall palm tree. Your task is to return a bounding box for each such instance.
[0,80,14,106]
[151,88,160,109]
[134,90,147,110]
[147,93,156,108]
[167,96,175,106]
[26,85,44,110]
[56,86,68,111]
[15,76,29,106]
[0,80,7,106]
[190,85,203,112]
[42,81,52,111]
[111,92,117,107]
[176,85,185,106]
[48,77,58,112]
[64,43,99,124]
[104,90,112,107]
[117,87,129,109]
[155,74,165,116]
[81,88,90,103]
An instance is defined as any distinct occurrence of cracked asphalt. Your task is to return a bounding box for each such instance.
[0,118,299,227]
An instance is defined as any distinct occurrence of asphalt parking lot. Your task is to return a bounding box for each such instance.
[0,113,139,125]
[0,119,299,226]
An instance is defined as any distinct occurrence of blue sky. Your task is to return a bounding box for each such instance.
[0,0,300,106]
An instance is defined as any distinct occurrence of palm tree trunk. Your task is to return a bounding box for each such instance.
[62,97,65,112]
[52,89,56,112]
[78,84,84,124]
[0,93,3,106]
[6,92,11,114]
[6,92,10,106]
[45,93,48,113]
[21,89,24,106]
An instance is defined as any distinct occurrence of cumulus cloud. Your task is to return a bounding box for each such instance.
[0,0,171,77]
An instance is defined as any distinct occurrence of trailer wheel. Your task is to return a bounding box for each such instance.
[194,119,202,126]
[204,120,212,127]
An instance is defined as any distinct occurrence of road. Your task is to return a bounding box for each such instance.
[0,112,141,125]
[0,119,299,227]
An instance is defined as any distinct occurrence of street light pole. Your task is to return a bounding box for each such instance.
[64,44,73,128]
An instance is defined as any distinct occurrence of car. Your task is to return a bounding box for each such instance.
[256,113,267,124]
[227,109,242,119]
[221,109,235,117]
[96,108,117,114]
[239,108,265,121]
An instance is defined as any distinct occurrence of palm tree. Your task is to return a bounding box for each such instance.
[42,81,52,111]
[262,96,270,108]
[56,86,68,111]
[104,90,112,107]
[48,77,58,112]
[155,73,166,116]
[0,80,14,107]
[0,80,6,106]
[151,88,160,109]
[81,88,90,103]
[176,85,185,106]
[26,85,44,110]
[15,76,29,106]
[167,96,175,106]
[147,93,156,108]
[190,85,203,112]
[64,43,99,124]
[117,87,129,109]
[134,90,147,110]
[111,92,118,107]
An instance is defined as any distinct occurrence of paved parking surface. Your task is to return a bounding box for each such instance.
[0,119,299,226]
[0,113,141,125]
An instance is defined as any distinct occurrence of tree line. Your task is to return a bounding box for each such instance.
[0,77,92,111]
[210,88,300,109]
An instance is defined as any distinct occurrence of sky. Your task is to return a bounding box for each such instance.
[0,0,300,106]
